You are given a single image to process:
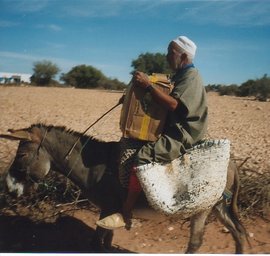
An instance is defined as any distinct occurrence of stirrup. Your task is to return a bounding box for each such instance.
[96,213,126,230]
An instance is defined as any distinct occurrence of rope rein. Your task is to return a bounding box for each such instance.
[64,101,122,177]
[64,102,121,161]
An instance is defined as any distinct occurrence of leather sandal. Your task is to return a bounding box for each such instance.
[96,213,126,230]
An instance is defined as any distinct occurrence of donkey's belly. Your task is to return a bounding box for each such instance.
[133,207,166,222]
[136,139,230,218]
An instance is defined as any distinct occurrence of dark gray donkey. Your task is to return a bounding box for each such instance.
[0,123,248,253]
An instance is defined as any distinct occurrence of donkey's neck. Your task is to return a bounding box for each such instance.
[38,125,113,191]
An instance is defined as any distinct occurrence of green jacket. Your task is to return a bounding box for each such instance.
[136,66,208,165]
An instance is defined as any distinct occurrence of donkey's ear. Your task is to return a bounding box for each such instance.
[0,129,32,141]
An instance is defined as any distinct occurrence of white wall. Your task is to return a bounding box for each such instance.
[0,72,31,83]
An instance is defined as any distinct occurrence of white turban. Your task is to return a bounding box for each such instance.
[173,36,197,59]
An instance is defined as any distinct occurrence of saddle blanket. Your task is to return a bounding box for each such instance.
[136,139,230,217]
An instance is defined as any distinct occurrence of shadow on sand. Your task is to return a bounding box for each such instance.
[0,214,132,253]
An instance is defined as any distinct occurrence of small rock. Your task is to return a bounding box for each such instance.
[249,232,254,238]
[131,219,142,228]
[222,227,230,233]
[168,226,174,231]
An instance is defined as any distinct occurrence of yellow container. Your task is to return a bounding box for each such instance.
[120,73,173,141]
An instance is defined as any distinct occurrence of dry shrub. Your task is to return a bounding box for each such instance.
[238,168,270,219]
[0,172,96,221]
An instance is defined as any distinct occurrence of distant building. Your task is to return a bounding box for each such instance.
[0,72,32,84]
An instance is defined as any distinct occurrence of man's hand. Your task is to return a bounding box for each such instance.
[118,94,125,104]
[132,71,150,89]
[133,71,178,111]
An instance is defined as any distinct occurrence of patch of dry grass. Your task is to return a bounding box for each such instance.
[239,167,270,218]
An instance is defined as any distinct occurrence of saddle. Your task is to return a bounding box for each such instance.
[136,139,230,218]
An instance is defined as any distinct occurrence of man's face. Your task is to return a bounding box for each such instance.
[166,42,183,71]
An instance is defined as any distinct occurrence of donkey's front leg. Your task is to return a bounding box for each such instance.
[186,209,211,253]
[92,226,114,252]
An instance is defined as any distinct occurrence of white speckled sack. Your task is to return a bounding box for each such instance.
[136,139,230,217]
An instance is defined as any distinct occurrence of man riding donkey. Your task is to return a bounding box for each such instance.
[97,35,208,230]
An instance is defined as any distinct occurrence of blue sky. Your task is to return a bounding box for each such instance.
[1,0,270,85]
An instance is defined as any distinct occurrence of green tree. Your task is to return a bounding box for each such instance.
[238,74,270,101]
[131,52,171,75]
[31,60,60,86]
[98,77,126,90]
[219,84,239,96]
[238,79,256,97]
[255,74,270,101]
[61,65,105,88]
[205,84,222,92]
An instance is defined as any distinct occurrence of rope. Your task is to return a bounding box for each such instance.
[64,101,121,160]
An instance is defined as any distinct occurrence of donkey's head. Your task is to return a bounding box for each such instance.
[0,127,51,197]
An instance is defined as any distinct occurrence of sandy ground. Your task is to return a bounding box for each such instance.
[0,86,269,253]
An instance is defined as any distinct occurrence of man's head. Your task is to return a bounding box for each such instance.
[167,35,197,71]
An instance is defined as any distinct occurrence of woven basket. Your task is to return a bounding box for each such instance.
[136,139,230,217]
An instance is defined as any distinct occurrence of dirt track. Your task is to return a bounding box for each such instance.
[0,86,269,253]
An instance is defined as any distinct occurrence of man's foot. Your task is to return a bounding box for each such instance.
[96,213,126,230]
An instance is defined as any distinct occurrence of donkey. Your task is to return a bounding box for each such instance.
[0,123,247,253]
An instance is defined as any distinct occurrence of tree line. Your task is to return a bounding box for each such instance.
[206,74,270,101]
[29,53,171,90]
[30,60,126,90]
[18,53,270,101]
